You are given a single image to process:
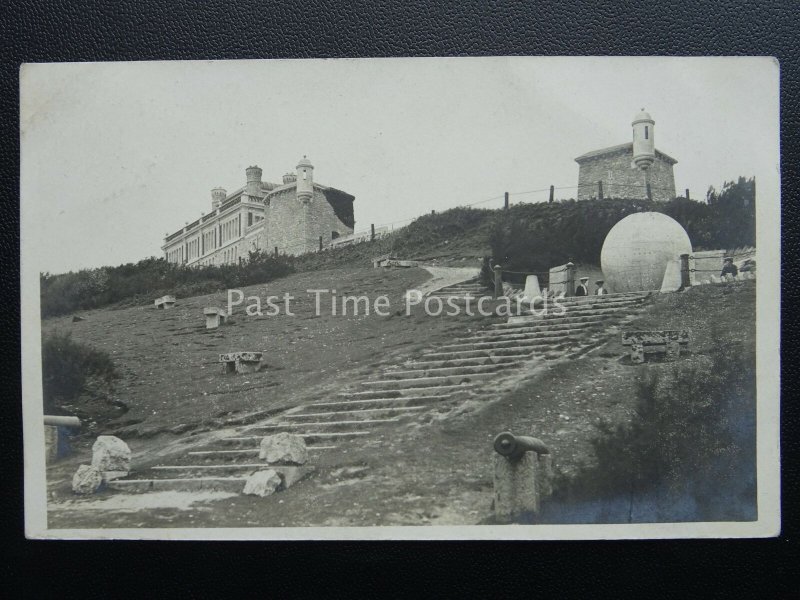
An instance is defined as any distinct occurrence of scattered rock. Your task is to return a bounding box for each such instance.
[72,315,85,322]
[91,435,131,474]
[259,432,308,465]
[72,465,103,495]
[243,469,282,497]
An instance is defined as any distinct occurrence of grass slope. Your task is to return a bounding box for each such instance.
[47,280,755,528]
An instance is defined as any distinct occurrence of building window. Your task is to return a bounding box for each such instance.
[248,212,253,227]
[645,126,649,140]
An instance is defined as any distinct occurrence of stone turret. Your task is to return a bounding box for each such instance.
[283,172,297,184]
[246,165,263,197]
[632,109,655,170]
[211,187,227,210]
[296,156,314,203]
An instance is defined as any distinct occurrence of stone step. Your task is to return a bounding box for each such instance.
[187,446,336,462]
[220,431,372,447]
[460,326,604,344]
[148,464,312,479]
[360,373,491,390]
[382,362,520,380]
[504,299,646,316]
[556,291,652,304]
[487,318,605,333]
[507,306,645,326]
[309,395,451,411]
[286,405,426,421]
[436,336,580,353]
[108,476,247,493]
[422,347,537,360]
[252,418,400,431]
[452,324,602,344]
[337,385,464,399]
[407,354,528,369]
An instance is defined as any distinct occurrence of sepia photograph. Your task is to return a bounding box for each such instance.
[20,56,780,540]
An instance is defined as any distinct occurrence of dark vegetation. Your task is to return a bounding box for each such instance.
[39,207,495,317]
[41,332,123,426]
[549,336,756,522]
[488,177,756,284]
[40,179,754,317]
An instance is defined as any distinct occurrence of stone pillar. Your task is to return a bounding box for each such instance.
[493,450,553,521]
[493,265,503,300]
[564,262,576,297]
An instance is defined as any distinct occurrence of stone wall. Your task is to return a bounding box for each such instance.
[577,149,676,202]
[262,187,354,256]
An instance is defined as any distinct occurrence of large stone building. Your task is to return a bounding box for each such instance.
[162,157,355,266]
[575,110,677,203]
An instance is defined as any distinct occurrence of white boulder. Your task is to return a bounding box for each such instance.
[72,464,103,495]
[259,432,308,465]
[243,469,282,497]
[91,435,131,474]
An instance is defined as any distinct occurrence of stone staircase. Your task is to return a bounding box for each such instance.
[107,283,655,494]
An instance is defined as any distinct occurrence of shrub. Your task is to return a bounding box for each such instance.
[553,336,756,521]
[41,332,120,416]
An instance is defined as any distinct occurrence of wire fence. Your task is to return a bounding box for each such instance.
[173,179,706,265]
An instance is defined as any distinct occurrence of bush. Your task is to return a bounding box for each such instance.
[553,336,756,521]
[488,183,756,279]
[40,252,296,317]
[41,332,120,416]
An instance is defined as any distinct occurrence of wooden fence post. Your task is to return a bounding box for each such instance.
[319,236,323,252]
[504,192,509,210]
[549,185,554,203]
[598,180,604,200]
[680,253,691,289]
[685,188,690,201]
[370,223,375,242]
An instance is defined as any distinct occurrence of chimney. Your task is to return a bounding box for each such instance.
[246,165,263,197]
[283,172,297,184]
[211,187,227,210]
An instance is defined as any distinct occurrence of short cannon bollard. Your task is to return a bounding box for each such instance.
[492,431,553,521]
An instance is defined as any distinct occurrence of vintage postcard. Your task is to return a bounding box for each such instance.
[21,56,780,539]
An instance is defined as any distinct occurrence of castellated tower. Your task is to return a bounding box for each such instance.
[632,109,656,170]
[211,187,227,210]
[245,165,263,197]
[296,156,314,204]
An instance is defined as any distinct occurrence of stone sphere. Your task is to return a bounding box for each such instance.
[600,212,692,292]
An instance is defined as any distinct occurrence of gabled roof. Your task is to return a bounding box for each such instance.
[574,142,678,165]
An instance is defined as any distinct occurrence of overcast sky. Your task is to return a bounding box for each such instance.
[21,57,779,274]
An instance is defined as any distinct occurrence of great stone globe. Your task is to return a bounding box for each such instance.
[600,212,692,292]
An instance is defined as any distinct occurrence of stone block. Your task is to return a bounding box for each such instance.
[91,435,131,475]
[660,258,682,293]
[219,351,263,374]
[154,295,176,309]
[259,432,308,465]
[277,466,312,489]
[72,464,103,495]
[204,307,228,329]
[243,469,282,497]
[522,275,541,300]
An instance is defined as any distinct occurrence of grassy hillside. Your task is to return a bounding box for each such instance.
[42,266,499,442]
[47,280,756,528]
